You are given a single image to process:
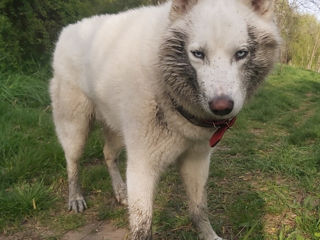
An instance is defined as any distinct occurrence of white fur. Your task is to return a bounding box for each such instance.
[50,0,279,239]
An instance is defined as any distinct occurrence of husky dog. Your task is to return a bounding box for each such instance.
[50,0,280,239]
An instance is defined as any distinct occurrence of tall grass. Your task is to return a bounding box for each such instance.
[0,70,60,230]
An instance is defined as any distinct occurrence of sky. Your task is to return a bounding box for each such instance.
[295,1,320,21]
[303,8,320,21]
[304,9,320,21]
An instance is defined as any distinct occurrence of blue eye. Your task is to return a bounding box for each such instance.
[191,50,205,59]
[235,50,249,60]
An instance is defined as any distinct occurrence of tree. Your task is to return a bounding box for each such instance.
[0,0,148,72]
[274,0,320,71]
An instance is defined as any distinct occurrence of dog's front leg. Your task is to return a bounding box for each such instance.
[179,145,224,240]
[126,152,160,240]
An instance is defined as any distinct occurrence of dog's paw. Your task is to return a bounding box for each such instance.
[68,198,87,213]
[115,184,128,205]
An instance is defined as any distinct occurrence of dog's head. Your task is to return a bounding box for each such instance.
[159,0,280,120]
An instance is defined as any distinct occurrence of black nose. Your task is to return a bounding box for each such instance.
[209,95,234,116]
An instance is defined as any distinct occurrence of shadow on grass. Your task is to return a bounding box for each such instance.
[207,174,265,240]
[147,163,265,240]
[153,167,198,240]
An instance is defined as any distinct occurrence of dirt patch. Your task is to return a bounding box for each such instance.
[0,222,128,240]
[61,222,128,240]
[263,211,297,236]
[249,128,265,136]
[0,231,41,240]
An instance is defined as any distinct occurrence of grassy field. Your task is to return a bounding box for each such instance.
[0,65,320,239]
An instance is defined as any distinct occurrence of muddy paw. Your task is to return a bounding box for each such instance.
[115,184,128,205]
[68,198,87,213]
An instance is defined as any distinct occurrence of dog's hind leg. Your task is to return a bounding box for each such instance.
[103,127,127,205]
[50,78,93,213]
[179,145,224,240]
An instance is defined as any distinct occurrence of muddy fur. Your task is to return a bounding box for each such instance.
[159,29,202,113]
[244,25,279,96]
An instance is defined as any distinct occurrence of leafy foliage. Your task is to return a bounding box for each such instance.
[0,0,152,72]
[275,0,320,72]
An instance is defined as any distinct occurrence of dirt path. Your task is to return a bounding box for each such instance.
[61,222,128,240]
[0,222,128,240]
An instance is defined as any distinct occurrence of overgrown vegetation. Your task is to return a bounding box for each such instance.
[0,65,320,239]
[0,0,153,72]
[275,0,320,72]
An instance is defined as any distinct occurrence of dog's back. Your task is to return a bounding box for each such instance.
[51,3,171,131]
[52,4,169,88]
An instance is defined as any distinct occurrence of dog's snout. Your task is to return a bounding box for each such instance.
[209,95,234,116]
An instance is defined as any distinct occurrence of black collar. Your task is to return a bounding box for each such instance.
[175,104,232,128]
[167,93,232,128]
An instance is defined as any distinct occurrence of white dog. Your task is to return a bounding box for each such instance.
[50,0,280,239]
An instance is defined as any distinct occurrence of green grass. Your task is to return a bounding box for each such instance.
[0,65,320,239]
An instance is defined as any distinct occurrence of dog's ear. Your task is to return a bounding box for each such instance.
[242,0,274,20]
[170,0,198,21]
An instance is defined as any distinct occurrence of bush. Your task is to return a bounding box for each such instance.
[0,0,87,72]
[0,0,152,73]
[0,15,21,71]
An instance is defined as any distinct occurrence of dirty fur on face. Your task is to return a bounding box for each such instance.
[243,25,280,97]
[159,28,201,109]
